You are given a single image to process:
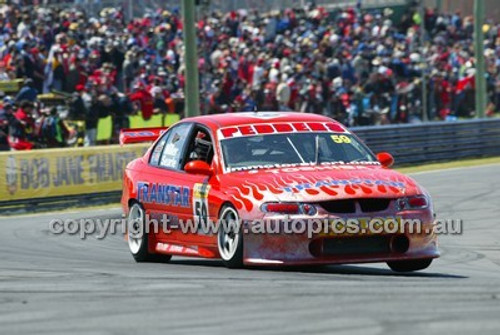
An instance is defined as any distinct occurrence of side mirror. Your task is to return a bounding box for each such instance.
[377,152,394,168]
[185,160,213,176]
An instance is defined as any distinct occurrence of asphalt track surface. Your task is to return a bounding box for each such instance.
[1,165,500,335]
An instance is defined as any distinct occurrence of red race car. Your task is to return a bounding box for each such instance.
[121,112,439,272]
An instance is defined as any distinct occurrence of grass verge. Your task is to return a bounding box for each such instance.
[397,156,500,174]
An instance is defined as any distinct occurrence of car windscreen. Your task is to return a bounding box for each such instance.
[220,132,376,172]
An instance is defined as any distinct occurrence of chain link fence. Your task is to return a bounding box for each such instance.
[84,0,411,19]
[424,0,500,21]
[12,0,411,19]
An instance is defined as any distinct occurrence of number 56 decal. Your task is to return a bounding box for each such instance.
[193,183,211,233]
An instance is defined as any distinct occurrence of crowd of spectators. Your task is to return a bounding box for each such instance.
[0,1,499,150]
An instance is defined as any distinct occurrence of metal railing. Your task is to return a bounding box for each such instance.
[352,119,500,165]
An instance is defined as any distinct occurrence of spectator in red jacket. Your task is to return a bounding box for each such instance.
[129,84,154,120]
[9,101,35,150]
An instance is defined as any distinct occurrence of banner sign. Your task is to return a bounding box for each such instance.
[0,79,23,93]
[0,144,148,202]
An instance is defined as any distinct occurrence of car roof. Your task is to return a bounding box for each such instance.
[181,112,339,129]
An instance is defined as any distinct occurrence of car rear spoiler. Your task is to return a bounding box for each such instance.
[119,127,168,145]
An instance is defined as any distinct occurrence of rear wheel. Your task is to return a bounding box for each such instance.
[127,202,171,263]
[387,259,433,273]
[217,205,243,268]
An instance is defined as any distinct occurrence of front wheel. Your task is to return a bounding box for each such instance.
[127,202,171,263]
[217,205,243,268]
[387,259,433,273]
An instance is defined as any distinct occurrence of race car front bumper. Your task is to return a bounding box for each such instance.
[242,212,440,266]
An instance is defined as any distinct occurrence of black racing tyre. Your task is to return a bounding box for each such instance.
[217,205,243,269]
[387,259,433,273]
[127,202,172,263]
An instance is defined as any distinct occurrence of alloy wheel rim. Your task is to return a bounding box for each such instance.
[128,204,143,255]
[218,208,239,261]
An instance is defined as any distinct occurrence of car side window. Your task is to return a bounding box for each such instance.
[183,127,214,168]
[158,123,192,170]
[150,132,170,166]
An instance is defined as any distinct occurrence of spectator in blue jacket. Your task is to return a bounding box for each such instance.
[15,79,38,103]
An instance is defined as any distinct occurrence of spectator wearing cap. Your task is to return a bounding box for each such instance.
[110,89,133,135]
[65,59,84,93]
[252,58,265,89]
[69,85,88,120]
[208,80,227,114]
[50,48,66,92]
[19,43,35,80]
[129,83,154,120]
[102,41,125,91]
[0,62,10,81]
[123,51,137,93]
[151,86,168,114]
[85,94,112,146]
[31,47,46,94]
[276,74,291,111]
[84,94,100,147]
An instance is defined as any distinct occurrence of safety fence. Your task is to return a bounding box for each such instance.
[352,118,500,165]
[1,118,499,211]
